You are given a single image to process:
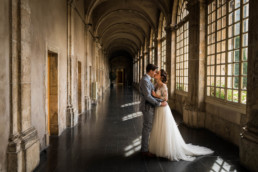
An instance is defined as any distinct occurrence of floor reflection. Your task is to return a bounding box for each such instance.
[35,86,249,172]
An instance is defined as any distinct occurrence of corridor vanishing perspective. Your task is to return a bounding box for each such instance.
[1,0,258,171]
[35,87,247,172]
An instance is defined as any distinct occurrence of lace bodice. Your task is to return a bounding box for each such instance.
[155,84,168,101]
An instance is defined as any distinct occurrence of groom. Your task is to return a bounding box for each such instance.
[139,64,167,157]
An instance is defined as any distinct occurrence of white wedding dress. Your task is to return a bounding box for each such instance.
[149,84,214,161]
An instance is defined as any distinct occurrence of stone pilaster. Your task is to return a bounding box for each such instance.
[66,1,76,128]
[240,0,258,171]
[182,0,206,128]
[7,0,40,171]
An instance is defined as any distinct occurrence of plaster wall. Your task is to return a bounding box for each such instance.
[30,0,68,150]
[72,0,86,115]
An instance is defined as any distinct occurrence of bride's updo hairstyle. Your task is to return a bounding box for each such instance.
[160,69,168,84]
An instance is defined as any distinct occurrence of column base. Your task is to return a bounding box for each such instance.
[7,127,40,172]
[66,105,78,127]
[7,134,22,172]
[240,125,258,172]
[183,104,205,128]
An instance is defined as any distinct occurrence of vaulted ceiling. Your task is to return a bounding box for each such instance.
[84,0,172,59]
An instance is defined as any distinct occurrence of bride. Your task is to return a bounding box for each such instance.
[149,69,214,161]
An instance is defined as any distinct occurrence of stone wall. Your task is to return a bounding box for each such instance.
[0,0,10,171]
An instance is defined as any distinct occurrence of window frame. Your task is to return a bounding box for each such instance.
[205,0,249,108]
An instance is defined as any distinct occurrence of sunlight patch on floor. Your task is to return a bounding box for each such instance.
[121,101,140,108]
[124,136,142,157]
[122,112,142,121]
[210,157,235,172]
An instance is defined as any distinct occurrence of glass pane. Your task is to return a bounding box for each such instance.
[242,48,248,61]
[217,30,222,41]
[221,65,226,75]
[234,36,240,49]
[221,53,226,63]
[211,66,215,75]
[222,5,226,16]
[234,50,240,62]
[211,87,215,96]
[233,90,239,102]
[221,77,225,87]
[228,26,233,38]
[220,88,225,99]
[217,42,221,52]
[234,23,240,36]
[235,0,241,8]
[216,88,220,98]
[233,76,239,88]
[243,4,249,18]
[208,4,212,14]
[207,76,211,86]
[217,54,221,64]
[184,85,188,92]
[207,87,210,96]
[243,19,249,32]
[222,16,227,28]
[228,51,234,63]
[242,62,248,75]
[212,11,216,21]
[243,33,248,47]
[229,12,233,25]
[217,7,222,19]
[243,0,249,3]
[229,0,234,12]
[234,63,240,75]
[216,77,221,87]
[222,28,226,39]
[222,40,226,51]
[217,65,221,75]
[212,23,216,33]
[211,76,215,86]
[241,76,247,89]
[235,9,240,22]
[241,91,247,104]
[228,38,234,50]
[227,89,233,101]
[207,66,211,76]
[228,64,233,76]
[228,77,232,88]
[207,56,211,65]
[211,55,215,65]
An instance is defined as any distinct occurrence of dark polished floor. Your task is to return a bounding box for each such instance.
[35,86,249,172]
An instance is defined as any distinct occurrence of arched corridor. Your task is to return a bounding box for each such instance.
[1,0,258,171]
[35,86,246,172]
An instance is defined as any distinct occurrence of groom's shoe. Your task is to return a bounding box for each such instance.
[141,151,156,158]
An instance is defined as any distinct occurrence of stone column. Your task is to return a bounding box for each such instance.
[154,30,159,66]
[240,1,258,171]
[7,0,40,171]
[182,0,206,128]
[141,54,144,77]
[169,25,177,109]
[144,51,149,69]
[84,25,91,111]
[66,0,75,128]
[165,26,172,102]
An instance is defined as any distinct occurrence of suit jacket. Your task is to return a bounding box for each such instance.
[139,74,161,112]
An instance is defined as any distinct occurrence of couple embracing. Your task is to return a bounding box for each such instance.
[139,64,213,161]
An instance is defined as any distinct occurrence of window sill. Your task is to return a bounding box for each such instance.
[205,96,246,114]
[175,90,188,97]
